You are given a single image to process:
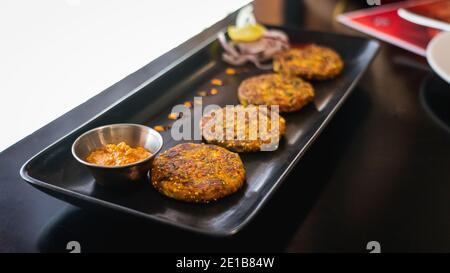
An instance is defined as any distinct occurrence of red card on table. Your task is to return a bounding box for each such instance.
[337,0,444,56]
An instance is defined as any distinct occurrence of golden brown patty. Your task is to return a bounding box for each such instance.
[200,105,286,152]
[238,73,314,113]
[273,44,344,80]
[151,143,245,203]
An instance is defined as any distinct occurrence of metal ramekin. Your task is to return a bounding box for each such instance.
[71,123,163,188]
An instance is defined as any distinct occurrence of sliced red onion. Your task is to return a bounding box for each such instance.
[262,29,289,43]
[218,32,240,58]
[218,29,290,69]
[222,53,248,66]
[237,39,268,55]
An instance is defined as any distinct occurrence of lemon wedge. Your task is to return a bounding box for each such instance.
[227,23,266,43]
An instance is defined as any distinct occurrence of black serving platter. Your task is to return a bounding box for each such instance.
[20,24,379,236]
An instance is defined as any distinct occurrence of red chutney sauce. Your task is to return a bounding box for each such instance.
[86,142,151,166]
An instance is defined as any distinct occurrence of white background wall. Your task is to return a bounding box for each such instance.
[0,0,250,152]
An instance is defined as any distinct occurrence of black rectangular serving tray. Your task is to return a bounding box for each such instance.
[20,23,379,236]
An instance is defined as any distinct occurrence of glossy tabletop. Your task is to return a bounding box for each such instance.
[1,0,450,252]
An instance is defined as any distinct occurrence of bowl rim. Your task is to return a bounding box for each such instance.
[71,123,163,169]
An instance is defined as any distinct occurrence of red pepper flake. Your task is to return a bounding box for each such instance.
[225,68,236,75]
[153,125,166,132]
[211,79,223,86]
[167,113,179,120]
[154,125,171,132]
[184,101,192,108]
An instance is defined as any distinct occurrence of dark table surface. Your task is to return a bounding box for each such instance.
[1,0,450,252]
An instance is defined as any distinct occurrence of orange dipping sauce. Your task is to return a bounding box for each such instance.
[86,142,151,166]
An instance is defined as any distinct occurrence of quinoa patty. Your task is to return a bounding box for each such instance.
[273,44,343,80]
[238,73,314,113]
[200,105,286,152]
[151,143,245,203]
